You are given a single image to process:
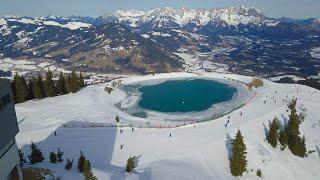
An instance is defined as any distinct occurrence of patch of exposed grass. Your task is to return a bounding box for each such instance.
[104,87,113,94]
[248,79,263,89]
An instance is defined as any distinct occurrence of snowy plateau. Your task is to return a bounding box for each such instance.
[15,72,320,180]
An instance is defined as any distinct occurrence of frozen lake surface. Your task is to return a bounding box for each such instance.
[118,76,252,122]
[138,79,236,112]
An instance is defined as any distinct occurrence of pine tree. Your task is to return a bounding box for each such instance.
[287,103,300,136]
[279,99,307,157]
[230,129,247,176]
[83,160,97,180]
[79,72,85,88]
[289,98,297,110]
[78,151,86,172]
[267,117,279,148]
[18,149,26,167]
[69,69,80,93]
[126,156,137,173]
[11,77,17,103]
[298,137,307,157]
[18,75,29,103]
[57,148,64,162]
[66,74,71,93]
[27,79,34,100]
[65,158,73,170]
[13,74,29,103]
[44,70,56,97]
[28,142,44,164]
[33,75,45,99]
[289,136,305,157]
[57,72,67,95]
[256,169,262,177]
[50,152,58,163]
[115,116,120,123]
[279,128,288,147]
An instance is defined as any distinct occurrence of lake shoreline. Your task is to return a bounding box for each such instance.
[116,74,253,122]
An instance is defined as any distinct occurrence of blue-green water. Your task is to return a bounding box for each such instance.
[138,79,237,113]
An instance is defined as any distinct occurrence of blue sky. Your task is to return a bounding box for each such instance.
[0,0,319,19]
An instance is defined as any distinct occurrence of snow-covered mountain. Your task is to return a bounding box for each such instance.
[0,16,182,74]
[1,6,320,77]
[106,6,277,30]
[0,16,91,30]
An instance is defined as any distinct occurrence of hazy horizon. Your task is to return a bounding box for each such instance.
[0,0,319,19]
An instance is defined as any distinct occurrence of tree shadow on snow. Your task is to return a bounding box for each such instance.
[263,122,270,139]
[316,146,320,158]
[280,113,289,130]
[19,124,148,180]
[138,168,152,180]
[225,133,233,159]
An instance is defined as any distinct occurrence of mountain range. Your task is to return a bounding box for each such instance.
[1,6,320,76]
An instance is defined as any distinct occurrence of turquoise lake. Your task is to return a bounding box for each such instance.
[138,79,237,113]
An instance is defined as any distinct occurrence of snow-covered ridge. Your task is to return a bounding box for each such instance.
[109,6,275,27]
[0,17,91,30]
[42,21,91,30]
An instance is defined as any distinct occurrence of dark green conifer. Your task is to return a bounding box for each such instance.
[27,79,34,100]
[33,75,45,99]
[256,169,262,177]
[267,117,279,148]
[79,72,85,88]
[299,137,307,157]
[11,73,19,103]
[57,148,64,162]
[78,151,86,172]
[28,142,44,164]
[19,75,29,102]
[44,70,56,97]
[115,116,120,123]
[83,160,97,180]
[279,99,307,157]
[279,129,288,147]
[65,158,73,170]
[126,156,137,173]
[230,129,247,176]
[69,69,79,93]
[66,74,71,93]
[50,152,58,163]
[13,74,29,103]
[11,76,17,102]
[18,149,26,167]
[57,72,67,95]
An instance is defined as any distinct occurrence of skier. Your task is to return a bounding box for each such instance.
[169,133,172,137]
